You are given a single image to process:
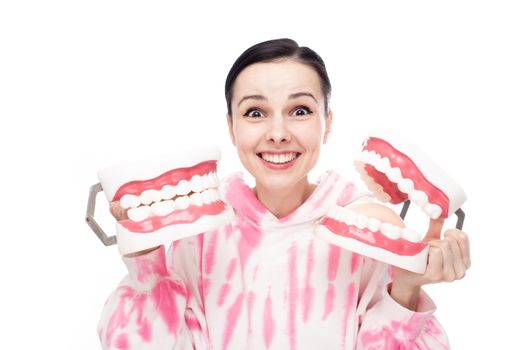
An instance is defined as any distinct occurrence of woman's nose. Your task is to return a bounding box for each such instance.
[266,116,291,143]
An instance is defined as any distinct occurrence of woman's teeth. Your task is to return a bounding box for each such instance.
[259,152,299,164]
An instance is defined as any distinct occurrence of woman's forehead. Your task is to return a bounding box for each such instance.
[233,61,322,102]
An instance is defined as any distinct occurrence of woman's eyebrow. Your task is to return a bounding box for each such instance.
[289,92,318,103]
[237,92,317,107]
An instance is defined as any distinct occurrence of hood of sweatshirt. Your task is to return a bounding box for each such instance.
[219,169,372,231]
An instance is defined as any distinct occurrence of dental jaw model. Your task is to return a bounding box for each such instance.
[315,129,467,273]
[86,146,235,256]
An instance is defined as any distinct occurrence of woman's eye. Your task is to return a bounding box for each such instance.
[243,108,263,118]
[293,106,312,116]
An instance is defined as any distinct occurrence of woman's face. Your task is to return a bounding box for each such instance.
[227,59,333,192]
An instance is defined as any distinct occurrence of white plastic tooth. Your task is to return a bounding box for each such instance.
[386,167,402,183]
[151,200,176,216]
[398,178,414,194]
[359,151,370,162]
[368,151,382,164]
[361,154,371,165]
[208,172,217,189]
[120,194,141,209]
[201,189,212,204]
[127,206,151,222]
[189,192,203,206]
[355,213,369,229]
[409,190,428,207]
[175,179,191,196]
[375,157,391,173]
[174,195,190,210]
[367,217,382,233]
[424,203,442,220]
[200,173,208,189]
[160,185,177,200]
[339,209,355,225]
[209,172,219,188]
[203,172,213,189]
[380,222,402,239]
[140,189,162,205]
[347,209,357,225]
[209,189,220,202]
[190,174,205,193]
[401,228,422,242]
[340,210,349,224]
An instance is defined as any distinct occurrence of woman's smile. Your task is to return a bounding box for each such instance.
[256,151,301,170]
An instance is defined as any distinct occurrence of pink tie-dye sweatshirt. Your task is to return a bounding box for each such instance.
[98,169,451,349]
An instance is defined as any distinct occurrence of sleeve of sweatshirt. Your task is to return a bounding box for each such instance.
[97,235,209,349]
[355,257,451,349]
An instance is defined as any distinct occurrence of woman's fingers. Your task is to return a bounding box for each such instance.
[445,229,471,268]
[423,217,445,242]
[426,229,470,284]
[424,245,444,283]
[455,230,471,269]
[110,201,128,220]
[444,231,467,279]
[429,239,455,282]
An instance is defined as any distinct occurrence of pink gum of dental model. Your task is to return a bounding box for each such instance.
[354,128,467,220]
[316,206,429,273]
[96,146,235,256]
[315,129,467,274]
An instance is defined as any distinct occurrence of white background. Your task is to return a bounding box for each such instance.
[1,1,523,348]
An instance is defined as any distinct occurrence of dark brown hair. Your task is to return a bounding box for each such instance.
[225,38,332,118]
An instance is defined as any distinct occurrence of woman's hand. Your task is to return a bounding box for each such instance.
[109,201,129,221]
[108,201,159,257]
[390,218,471,310]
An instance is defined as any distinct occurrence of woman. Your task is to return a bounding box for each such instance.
[99,38,470,349]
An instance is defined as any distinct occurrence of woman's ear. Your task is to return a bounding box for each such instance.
[227,113,236,146]
[323,110,333,144]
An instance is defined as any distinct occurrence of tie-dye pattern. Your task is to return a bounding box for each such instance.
[98,169,450,349]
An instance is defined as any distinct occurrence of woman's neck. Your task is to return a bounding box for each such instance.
[253,177,317,219]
